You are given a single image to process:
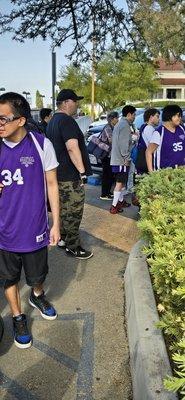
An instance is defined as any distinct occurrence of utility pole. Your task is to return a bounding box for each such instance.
[52,50,56,112]
[91,17,96,121]
[91,40,95,121]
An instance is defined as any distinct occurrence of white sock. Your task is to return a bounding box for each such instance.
[119,190,125,202]
[33,290,42,297]
[112,191,121,207]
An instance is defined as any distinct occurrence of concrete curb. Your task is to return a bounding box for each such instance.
[124,240,178,400]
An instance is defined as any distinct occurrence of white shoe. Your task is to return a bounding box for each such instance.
[58,239,66,248]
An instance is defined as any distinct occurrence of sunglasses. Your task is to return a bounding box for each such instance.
[0,115,21,125]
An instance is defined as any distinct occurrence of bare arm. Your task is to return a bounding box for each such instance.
[66,138,85,174]
[0,183,4,196]
[146,143,158,172]
[45,168,60,245]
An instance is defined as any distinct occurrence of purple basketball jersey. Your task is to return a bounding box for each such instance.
[0,131,49,252]
[155,125,185,169]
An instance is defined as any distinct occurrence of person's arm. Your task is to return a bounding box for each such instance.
[146,143,158,172]
[65,138,85,174]
[146,130,161,172]
[45,168,60,246]
[0,183,4,197]
[103,125,112,144]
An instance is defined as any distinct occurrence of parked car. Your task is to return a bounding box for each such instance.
[89,107,145,129]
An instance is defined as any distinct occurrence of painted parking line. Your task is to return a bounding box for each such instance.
[0,312,94,400]
[33,339,79,372]
[0,371,40,400]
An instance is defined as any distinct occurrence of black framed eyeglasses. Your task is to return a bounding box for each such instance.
[0,115,21,125]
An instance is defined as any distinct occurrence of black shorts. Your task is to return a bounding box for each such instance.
[0,247,48,289]
[113,166,129,184]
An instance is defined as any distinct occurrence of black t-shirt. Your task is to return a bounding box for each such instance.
[46,112,92,181]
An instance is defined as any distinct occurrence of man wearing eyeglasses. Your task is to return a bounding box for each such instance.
[0,92,60,349]
[47,89,93,260]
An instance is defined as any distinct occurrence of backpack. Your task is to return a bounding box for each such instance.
[135,123,148,173]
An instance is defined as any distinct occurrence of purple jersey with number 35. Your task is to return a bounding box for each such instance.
[153,125,185,169]
[0,131,49,252]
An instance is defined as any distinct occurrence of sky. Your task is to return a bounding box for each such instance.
[0,0,126,108]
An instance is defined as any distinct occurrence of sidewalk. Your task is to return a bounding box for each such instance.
[0,186,139,400]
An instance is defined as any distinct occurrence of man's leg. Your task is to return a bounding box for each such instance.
[4,283,21,316]
[59,181,84,250]
[58,181,68,247]
[101,157,113,198]
[122,161,135,196]
[112,182,123,206]
[23,247,57,320]
[60,181,93,259]
[4,280,32,349]
[110,167,130,213]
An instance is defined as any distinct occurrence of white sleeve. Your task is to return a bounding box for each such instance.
[142,125,155,147]
[43,138,59,171]
[149,130,161,146]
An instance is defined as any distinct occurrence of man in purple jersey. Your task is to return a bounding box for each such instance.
[146,105,185,171]
[0,92,60,349]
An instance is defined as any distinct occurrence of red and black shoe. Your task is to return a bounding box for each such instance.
[117,200,131,211]
[110,205,123,214]
[132,195,140,207]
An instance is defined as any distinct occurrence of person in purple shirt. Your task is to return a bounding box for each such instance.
[146,105,185,172]
[0,92,60,349]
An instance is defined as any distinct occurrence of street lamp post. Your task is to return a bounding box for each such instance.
[22,91,31,100]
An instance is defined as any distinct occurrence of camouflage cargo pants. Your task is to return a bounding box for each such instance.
[58,180,85,250]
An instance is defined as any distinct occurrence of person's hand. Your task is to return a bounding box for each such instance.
[0,183,4,197]
[124,160,130,167]
[49,225,60,246]
[80,173,87,186]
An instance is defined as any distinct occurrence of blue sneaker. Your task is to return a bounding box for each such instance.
[13,314,32,349]
[29,290,57,320]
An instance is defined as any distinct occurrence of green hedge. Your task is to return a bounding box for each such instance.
[137,168,185,398]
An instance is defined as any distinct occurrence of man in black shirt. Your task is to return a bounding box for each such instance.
[47,89,93,259]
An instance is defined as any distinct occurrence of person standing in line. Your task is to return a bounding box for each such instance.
[135,108,160,174]
[38,108,52,135]
[47,89,93,260]
[110,105,136,214]
[140,108,160,147]
[146,104,185,171]
[0,92,60,349]
[100,111,119,200]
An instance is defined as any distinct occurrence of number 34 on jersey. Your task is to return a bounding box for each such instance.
[1,169,24,186]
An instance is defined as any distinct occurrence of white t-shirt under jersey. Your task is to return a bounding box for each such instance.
[142,124,156,147]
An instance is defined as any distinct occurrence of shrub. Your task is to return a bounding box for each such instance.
[137,168,185,398]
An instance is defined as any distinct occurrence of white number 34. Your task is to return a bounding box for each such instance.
[1,168,24,186]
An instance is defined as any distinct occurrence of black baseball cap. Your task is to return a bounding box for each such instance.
[57,89,84,102]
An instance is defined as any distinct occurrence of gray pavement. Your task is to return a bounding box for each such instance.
[0,184,137,400]
[85,184,139,221]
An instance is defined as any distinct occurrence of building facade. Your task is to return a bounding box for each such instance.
[153,58,185,102]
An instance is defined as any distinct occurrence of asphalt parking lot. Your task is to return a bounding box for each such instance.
[0,183,139,400]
